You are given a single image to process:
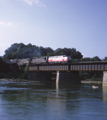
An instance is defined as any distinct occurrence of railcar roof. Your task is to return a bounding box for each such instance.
[49,55,67,58]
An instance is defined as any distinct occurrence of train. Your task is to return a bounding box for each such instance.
[30,55,72,65]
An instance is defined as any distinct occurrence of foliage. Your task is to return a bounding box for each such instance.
[53,48,83,59]
[21,65,29,79]
[1,43,105,80]
[3,43,54,59]
[80,56,102,81]
[80,56,101,62]
[0,57,21,79]
[0,57,10,73]
[2,43,84,79]
[90,56,101,61]
[80,57,91,62]
[3,43,83,62]
[103,57,107,61]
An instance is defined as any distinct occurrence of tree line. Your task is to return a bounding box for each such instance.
[1,43,107,80]
[3,43,83,60]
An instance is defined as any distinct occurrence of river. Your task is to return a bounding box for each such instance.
[0,81,107,120]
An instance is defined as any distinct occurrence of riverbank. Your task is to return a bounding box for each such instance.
[0,78,28,82]
[0,78,102,84]
[81,80,102,84]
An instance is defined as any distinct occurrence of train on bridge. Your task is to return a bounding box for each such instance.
[30,55,72,65]
[9,55,107,66]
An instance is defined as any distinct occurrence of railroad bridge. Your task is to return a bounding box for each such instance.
[29,61,107,86]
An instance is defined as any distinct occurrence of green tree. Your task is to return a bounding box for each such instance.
[53,48,62,55]
[103,57,107,61]
[0,57,9,73]
[91,56,101,61]
[21,65,29,79]
[4,43,25,59]
[53,48,83,60]
[80,57,91,62]
[46,47,54,56]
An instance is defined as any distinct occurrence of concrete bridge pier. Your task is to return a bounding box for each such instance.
[102,86,107,101]
[56,71,81,87]
[56,71,59,89]
[103,71,107,86]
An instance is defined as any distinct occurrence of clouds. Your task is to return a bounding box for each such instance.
[0,21,13,27]
[23,0,46,7]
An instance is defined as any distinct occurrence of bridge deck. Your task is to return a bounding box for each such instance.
[29,62,107,71]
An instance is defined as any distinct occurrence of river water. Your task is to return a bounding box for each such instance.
[0,81,107,120]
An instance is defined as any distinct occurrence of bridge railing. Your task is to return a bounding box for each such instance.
[29,62,107,71]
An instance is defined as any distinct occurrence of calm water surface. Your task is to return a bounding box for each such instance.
[0,81,107,120]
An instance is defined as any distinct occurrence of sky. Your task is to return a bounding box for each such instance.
[0,0,107,59]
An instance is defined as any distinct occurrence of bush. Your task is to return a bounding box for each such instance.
[0,73,5,78]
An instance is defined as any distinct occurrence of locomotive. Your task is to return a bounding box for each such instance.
[30,55,71,65]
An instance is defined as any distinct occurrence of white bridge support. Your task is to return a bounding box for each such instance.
[56,71,59,89]
[56,71,81,87]
[103,86,107,101]
[103,71,107,86]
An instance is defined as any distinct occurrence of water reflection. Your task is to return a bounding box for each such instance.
[103,86,107,102]
[0,81,107,120]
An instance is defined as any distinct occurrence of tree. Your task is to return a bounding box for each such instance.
[4,43,25,59]
[53,48,62,55]
[3,43,83,63]
[53,48,83,60]
[91,56,101,61]
[0,57,10,77]
[21,65,29,79]
[103,57,107,61]
[3,43,54,59]
[80,57,91,62]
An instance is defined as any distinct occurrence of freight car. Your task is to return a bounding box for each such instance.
[30,55,71,65]
[30,56,48,65]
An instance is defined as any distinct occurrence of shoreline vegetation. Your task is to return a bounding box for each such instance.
[0,78,102,84]
[0,78,28,82]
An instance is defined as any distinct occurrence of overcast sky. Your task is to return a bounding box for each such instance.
[0,0,107,59]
